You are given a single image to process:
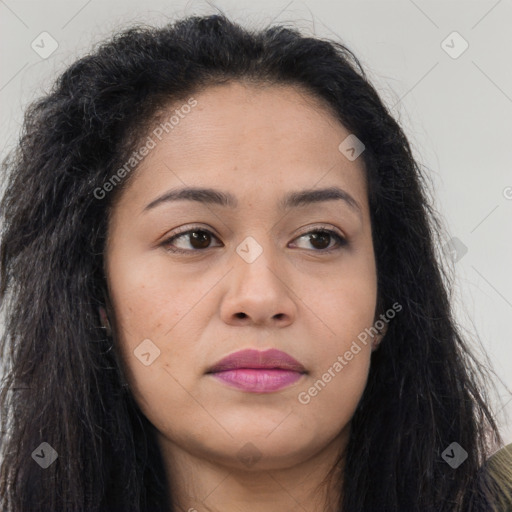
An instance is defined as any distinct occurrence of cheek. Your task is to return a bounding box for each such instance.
[293,283,375,444]
[106,250,220,404]
[297,258,376,425]
[294,349,370,450]
[107,251,196,342]
[310,257,378,349]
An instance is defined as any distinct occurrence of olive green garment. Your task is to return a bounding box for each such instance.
[485,443,512,511]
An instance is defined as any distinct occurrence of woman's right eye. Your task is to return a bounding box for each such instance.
[162,229,221,254]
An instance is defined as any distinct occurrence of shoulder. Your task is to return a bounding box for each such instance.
[483,443,512,510]
[487,443,512,475]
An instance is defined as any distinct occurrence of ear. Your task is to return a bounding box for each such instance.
[371,317,388,352]
[98,305,112,336]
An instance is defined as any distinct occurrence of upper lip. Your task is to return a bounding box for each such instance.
[207,348,307,373]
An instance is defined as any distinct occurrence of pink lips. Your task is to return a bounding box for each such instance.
[207,348,306,393]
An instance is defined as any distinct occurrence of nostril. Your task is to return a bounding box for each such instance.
[235,312,247,319]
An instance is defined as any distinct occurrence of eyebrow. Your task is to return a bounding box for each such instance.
[143,185,362,216]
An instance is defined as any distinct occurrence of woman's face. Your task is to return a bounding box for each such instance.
[104,81,378,471]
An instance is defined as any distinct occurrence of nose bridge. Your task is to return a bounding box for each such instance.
[220,231,297,325]
[232,233,283,294]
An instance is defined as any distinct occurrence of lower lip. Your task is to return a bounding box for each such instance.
[210,369,304,392]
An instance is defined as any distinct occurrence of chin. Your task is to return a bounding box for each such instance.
[196,428,329,471]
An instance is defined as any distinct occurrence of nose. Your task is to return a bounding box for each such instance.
[219,241,297,328]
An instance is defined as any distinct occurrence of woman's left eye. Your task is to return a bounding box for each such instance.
[162,227,347,254]
[291,229,347,252]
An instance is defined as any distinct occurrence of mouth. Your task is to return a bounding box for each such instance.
[206,348,307,393]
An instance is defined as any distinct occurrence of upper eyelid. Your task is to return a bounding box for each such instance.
[167,227,222,244]
[167,224,345,240]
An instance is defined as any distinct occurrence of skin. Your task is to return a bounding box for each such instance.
[103,81,383,512]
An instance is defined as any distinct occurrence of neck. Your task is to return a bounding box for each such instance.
[157,428,348,512]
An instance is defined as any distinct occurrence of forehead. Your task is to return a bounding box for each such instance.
[111,81,368,216]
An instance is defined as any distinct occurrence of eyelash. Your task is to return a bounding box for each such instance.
[161,225,347,255]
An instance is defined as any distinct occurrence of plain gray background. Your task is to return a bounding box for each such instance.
[1,0,511,445]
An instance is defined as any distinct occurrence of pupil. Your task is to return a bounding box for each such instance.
[191,231,210,249]
[311,232,329,249]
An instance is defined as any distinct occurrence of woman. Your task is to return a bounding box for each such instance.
[0,13,510,512]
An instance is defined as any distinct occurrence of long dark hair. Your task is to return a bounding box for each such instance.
[0,13,507,511]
